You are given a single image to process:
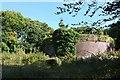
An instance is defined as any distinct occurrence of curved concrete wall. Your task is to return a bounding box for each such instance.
[76,41,111,57]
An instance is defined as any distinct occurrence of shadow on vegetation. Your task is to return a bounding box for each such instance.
[2,57,120,79]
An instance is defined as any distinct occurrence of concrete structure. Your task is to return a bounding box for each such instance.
[43,41,112,57]
[76,41,111,57]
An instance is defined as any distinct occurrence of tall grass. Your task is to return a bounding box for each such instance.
[2,51,120,79]
[2,51,49,65]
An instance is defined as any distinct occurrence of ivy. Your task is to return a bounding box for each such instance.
[2,42,10,52]
[53,28,80,56]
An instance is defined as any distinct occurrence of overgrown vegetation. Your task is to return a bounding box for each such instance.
[2,52,49,65]
[2,51,120,79]
[1,2,120,78]
[1,10,116,57]
[53,28,80,56]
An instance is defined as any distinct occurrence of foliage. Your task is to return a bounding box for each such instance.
[2,51,49,65]
[104,21,120,50]
[1,10,54,53]
[108,21,120,50]
[59,53,77,64]
[1,10,26,32]
[71,26,90,34]
[98,51,120,59]
[41,37,53,52]
[2,51,120,78]
[2,42,9,52]
[71,26,114,46]
[24,20,51,52]
[46,57,62,66]
[1,10,23,52]
[1,10,25,52]
[58,18,68,28]
[84,1,120,26]
[55,1,119,26]
[78,34,114,44]
[101,1,120,22]
[72,26,104,35]
[52,28,80,56]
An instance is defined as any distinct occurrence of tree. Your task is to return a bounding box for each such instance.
[22,19,54,53]
[85,0,120,26]
[1,10,26,34]
[101,1,120,50]
[108,21,120,50]
[1,10,54,53]
[101,1,120,22]
[1,11,26,52]
[58,19,68,28]
[55,0,120,26]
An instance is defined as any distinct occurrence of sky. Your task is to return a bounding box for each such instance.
[1,1,116,29]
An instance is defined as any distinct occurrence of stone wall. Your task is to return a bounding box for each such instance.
[76,41,111,57]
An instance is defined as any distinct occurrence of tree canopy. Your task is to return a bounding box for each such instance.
[107,21,120,50]
[1,10,54,53]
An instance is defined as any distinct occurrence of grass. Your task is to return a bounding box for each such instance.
[1,51,120,79]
